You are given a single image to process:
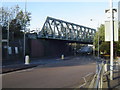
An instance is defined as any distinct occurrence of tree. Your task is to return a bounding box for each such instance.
[94,22,120,57]
[94,24,110,54]
[1,5,31,40]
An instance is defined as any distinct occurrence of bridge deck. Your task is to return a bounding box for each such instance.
[38,17,96,44]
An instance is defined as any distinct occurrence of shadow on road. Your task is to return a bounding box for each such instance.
[36,55,96,68]
[2,55,97,74]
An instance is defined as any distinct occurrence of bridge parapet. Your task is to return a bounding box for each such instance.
[38,17,96,44]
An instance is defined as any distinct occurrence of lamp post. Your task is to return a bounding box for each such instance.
[7,12,11,56]
[106,0,114,80]
[23,0,27,56]
[97,24,100,59]
[23,28,26,56]
[105,7,117,81]
[90,19,100,58]
[7,16,10,50]
[110,0,114,80]
[90,19,95,56]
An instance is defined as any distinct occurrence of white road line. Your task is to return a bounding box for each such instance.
[2,68,34,76]
[78,72,94,88]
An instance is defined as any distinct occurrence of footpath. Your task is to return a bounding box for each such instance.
[103,70,120,89]
[79,58,120,89]
[103,59,120,89]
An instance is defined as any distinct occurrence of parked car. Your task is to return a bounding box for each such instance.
[77,46,93,54]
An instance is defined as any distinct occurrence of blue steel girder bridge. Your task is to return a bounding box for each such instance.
[38,17,96,44]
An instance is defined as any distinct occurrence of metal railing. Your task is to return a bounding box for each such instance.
[89,59,120,89]
[95,61,105,88]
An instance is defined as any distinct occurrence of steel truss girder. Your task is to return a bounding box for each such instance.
[38,17,96,43]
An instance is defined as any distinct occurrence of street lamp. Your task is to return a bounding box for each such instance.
[23,28,26,56]
[97,24,100,59]
[7,12,11,56]
[23,0,27,56]
[90,19,100,58]
[110,0,114,80]
[105,0,117,80]
[90,19,95,56]
[7,15,10,50]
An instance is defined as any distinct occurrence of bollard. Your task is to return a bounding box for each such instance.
[61,54,64,60]
[25,55,30,65]
[104,64,107,72]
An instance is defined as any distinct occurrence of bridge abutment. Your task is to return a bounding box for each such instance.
[30,39,73,58]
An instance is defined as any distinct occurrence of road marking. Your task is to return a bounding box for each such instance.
[77,72,94,88]
[2,68,34,76]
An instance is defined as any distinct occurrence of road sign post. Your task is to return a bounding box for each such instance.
[110,0,113,80]
[105,0,118,80]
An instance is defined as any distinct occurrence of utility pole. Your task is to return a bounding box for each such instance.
[90,19,100,57]
[7,13,10,57]
[98,26,99,59]
[93,39,95,56]
[7,21,9,46]
[110,0,113,80]
[90,19,95,56]
[23,0,27,56]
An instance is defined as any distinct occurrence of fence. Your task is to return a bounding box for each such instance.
[89,59,120,89]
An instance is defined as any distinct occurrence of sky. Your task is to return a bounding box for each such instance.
[1,0,119,31]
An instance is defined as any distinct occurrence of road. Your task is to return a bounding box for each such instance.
[2,55,97,88]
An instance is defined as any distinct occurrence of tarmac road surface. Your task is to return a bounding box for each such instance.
[2,55,96,88]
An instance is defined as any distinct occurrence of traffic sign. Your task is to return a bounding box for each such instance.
[105,20,118,41]
[118,1,120,21]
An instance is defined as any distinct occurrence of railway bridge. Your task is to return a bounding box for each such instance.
[30,17,96,57]
[38,17,96,44]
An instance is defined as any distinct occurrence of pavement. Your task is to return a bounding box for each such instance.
[103,70,120,89]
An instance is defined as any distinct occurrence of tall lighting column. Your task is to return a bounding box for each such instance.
[97,23,99,59]
[90,19,95,56]
[90,19,100,58]
[110,0,113,80]
[7,13,10,57]
[7,15,10,53]
[23,0,27,56]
